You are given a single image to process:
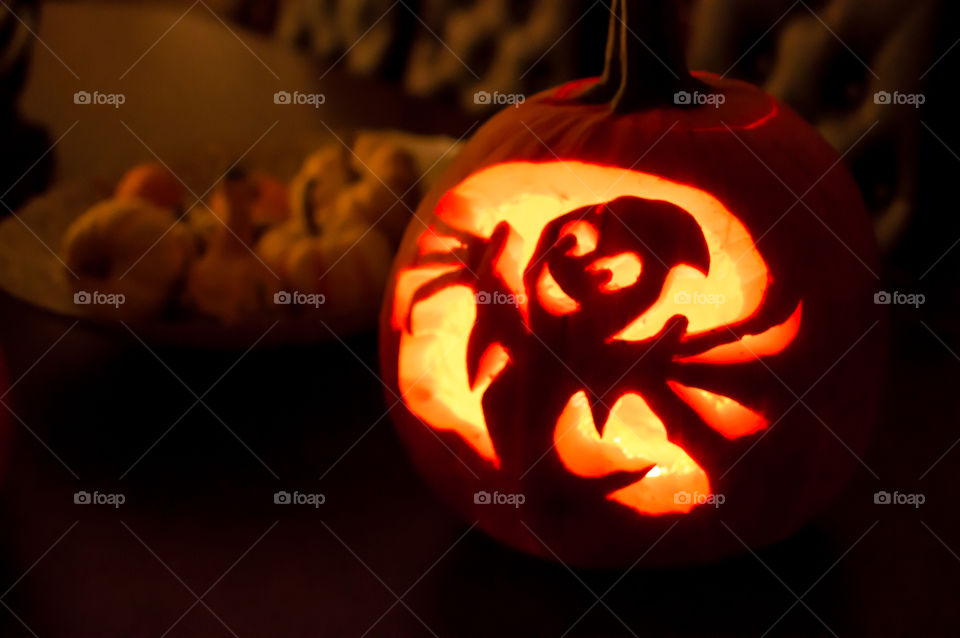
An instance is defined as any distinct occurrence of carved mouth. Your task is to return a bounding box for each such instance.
[553,391,710,515]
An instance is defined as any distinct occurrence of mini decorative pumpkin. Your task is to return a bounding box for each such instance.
[285,134,420,245]
[257,183,393,320]
[63,197,195,319]
[183,172,279,323]
[380,0,883,566]
[210,171,290,229]
[114,162,185,210]
[257,136,413,321]
[189,171,290,247]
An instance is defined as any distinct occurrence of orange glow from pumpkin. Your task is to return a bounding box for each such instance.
[676,302,803,364]
[391,264,460,330]
[418,233,465,255]
[398,284,506,465]
[392,161,800,515]
[554,391,709,514]
[587,252,643,292]
[422,162,769,342]
[536,265,580,315]
[667,382,767,438]
[560,220,599,256]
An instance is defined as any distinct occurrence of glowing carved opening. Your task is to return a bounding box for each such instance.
[587,252,643,292]
[418,233,465,255]
[560,220,599,256]
[392,264,461,330]
[398,284,507,465]
[554,391,710,514]
[676,302,803,364]
[536,264,580,315]
[425,162,769,342]
[667,382,767,438]
[391,161,802,515]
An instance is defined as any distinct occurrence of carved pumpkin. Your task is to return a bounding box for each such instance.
[379,0,883,566]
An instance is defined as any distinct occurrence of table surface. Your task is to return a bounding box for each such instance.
[1,3,959,637]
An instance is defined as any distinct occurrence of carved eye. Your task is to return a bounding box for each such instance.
[586,252,643,292]
[559,220,598,256]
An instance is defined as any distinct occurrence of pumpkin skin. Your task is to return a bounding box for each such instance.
[379,70,882,567]
[115,162,185,210]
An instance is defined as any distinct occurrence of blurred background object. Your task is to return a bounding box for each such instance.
[4,0,956,264]
[263,0,948,264]
[260,0,960,333]
[688,0,941,254]
[275,0,605,112]
[0,0,53,210]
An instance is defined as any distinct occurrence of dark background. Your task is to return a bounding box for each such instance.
[1,1,959,636]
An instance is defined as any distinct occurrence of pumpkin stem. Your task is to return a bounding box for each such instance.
[215,168,256,253]
[578,0,707,112]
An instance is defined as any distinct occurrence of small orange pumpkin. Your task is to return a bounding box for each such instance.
[115,162,184,210]
[183,172,279,323]
[62,197,195,319]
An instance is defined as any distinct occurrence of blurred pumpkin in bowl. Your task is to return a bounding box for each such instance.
[183,172,280,324]
[62,196,196,320]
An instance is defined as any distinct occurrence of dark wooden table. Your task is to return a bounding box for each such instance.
[1,3,958,637]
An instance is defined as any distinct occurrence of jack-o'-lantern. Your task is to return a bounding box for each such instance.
[379,0,883,566]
